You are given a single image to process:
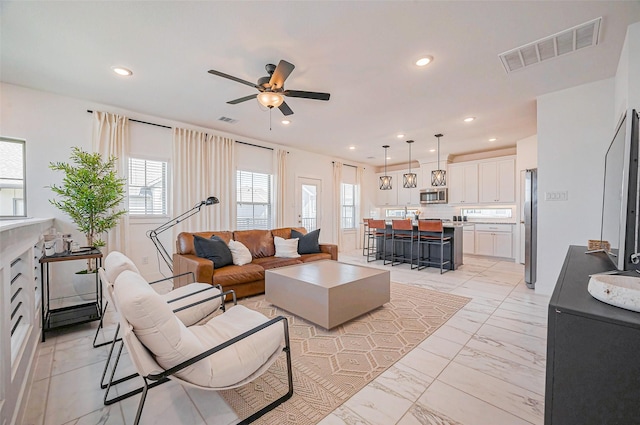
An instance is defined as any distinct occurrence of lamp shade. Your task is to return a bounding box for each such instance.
[257,92,284,108]
[432,133,446,187]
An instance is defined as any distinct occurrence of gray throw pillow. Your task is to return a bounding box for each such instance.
[291,229,321,254]
[193,235,233,269]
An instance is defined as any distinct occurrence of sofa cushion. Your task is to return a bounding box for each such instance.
[177,231,234,255]
[292,228,321,254]
[212,263,264,287]
[251,256,302,270]
[299,252,333,263]
[228,240,252,266]
[233,230,275,258]
[271,227,307,240]
[194,235,233,269]
[274,236,301,258]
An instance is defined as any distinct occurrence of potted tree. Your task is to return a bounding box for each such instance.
[49,147,127,272]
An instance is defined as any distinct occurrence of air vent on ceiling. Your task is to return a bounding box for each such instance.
[499,17,601,74]
[218,116,238,124]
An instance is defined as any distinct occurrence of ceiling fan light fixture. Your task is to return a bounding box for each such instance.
[257,91,284,108]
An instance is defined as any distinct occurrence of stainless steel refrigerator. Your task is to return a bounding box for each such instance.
[524,168,537,289]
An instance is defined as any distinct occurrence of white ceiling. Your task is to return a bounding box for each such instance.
[2,1,640,167]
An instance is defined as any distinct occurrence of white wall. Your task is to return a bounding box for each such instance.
[615,22,640,117]
[1,83,372,282]
[536,79,615,295]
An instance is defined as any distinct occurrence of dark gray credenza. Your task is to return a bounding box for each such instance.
[546,245,640,424]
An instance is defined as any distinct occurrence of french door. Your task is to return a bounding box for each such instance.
[296,177,321,232]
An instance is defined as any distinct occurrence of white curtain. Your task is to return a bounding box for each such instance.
[332,161,343,249]
[173,128,235,235]
[275,149,288,227]
[92,111,130,254]
[356,166,365,250]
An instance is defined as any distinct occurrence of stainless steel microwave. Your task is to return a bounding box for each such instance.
[420,188,448,204]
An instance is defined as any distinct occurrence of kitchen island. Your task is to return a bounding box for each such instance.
[373,222,464,270]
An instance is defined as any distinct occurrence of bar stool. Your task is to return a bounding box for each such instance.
[414,219,451,273]
[390,219,416,266]
[362,218,373,256]
[367,219,390,263]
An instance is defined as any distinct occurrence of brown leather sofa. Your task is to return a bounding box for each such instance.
[173,227,338,299]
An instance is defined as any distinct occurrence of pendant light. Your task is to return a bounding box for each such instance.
[403,140,417,188]
[380,145,392,190]
[431,133,446,186]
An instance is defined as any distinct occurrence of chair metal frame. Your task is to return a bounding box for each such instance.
[390,220,416,266]
[413,219,451,273]
[366,219,391,263]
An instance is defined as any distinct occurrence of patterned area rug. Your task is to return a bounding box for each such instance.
[220,282,470,425]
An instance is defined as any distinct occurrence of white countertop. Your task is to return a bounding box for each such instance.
[0,217,54,232]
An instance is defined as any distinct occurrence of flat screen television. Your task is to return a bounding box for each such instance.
[600,108,640,270]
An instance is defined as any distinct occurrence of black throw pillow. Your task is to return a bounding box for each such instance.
[193,235,233,269]
[291,229,321,254]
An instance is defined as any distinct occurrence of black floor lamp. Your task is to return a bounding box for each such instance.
[147,196,219,272]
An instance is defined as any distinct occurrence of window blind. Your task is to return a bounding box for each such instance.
[236,170,272,230]
[128,158,168,215]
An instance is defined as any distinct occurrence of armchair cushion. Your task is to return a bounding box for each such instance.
[161,282,221,326]
[104,251,141,283]
[115,270,283,388]
[291,228,321,254]
[194,235,233,269]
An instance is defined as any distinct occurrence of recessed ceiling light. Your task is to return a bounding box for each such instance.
[463,117,476,122]
[429,149,436,152]
[397,134,404,138]
[416,56,433,67]
[349,146,355,150]
[111,66,132,76]
[488,138,497,142]
[281,120,291,125]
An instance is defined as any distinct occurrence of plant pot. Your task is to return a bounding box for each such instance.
[73,270,98,301]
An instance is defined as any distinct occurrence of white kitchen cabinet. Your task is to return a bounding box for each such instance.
[479,158,515,203]
[376,172,398,206]
[397,184,419,205]
[474,223,513,258]
[448,163,478,204]
[463,225,475,254]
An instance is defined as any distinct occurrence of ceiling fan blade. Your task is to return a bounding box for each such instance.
[278,101,294,116]
[285,90,330,101]
[269,60,295,89]
[227,94,257,104]
[208,69,261,90]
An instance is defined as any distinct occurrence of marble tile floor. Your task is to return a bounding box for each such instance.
[21,251,549,425]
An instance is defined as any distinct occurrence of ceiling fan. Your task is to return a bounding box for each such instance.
[207,60,330,116]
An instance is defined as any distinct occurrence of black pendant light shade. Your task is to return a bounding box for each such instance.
[380,145,392,190]
[403,140,417,188]
[431,133,446,186]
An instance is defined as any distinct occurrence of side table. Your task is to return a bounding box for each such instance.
[39,249,103,341]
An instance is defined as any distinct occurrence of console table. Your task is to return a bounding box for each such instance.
[546,245,640,424]
[39,249,103,341]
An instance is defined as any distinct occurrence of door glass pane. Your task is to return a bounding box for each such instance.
[301,184,317,231]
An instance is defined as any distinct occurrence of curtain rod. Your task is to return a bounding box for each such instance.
[332,161,359,168]
[86,110,172,129]
[235,140,274,151]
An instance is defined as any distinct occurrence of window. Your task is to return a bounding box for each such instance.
[341,183,356,229]
[128,158,168,215]
[237,170,272,230]
[0,138,26,218]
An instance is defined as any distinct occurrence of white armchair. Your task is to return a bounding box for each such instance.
[111,270,292,424]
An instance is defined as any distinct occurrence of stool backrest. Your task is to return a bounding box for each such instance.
[392,220,413,231]
[418,219,443,232]
[368,219,387,231]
